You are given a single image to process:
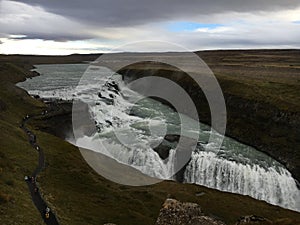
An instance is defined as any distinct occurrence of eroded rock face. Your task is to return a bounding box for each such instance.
[119,66,300,182]
[155,199,226,225]
[152,134,179,160]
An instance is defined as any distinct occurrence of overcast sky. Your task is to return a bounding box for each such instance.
[0,0,300,54]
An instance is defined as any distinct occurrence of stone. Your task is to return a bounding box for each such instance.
[155,198,226,225]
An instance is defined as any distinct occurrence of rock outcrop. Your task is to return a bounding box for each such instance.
[155,199,226,225]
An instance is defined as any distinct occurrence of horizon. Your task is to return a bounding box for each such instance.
[1,48,300,56]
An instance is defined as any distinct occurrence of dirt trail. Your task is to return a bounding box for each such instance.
[21,113,60,225]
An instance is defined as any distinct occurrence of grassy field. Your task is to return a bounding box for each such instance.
[198,50,300,111]
[0,55,300,225]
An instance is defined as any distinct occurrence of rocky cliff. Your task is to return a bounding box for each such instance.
[118,50,300,182]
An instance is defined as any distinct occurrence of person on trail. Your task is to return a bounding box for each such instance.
[45,207,50,219]
[29,134,36,144]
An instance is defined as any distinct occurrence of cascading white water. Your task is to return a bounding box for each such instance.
[184,151,300,211]
[17,63,300,212]
[75,135,177,179]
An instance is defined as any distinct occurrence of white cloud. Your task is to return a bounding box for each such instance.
[0,38,117,55]
[0,0,97,40]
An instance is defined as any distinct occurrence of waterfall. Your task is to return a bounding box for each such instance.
[18,63,300,213]
[184,151,300,212]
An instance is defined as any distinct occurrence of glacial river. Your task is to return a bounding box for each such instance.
[18,63,300,212]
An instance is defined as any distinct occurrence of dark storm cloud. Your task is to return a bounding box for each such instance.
[18,0,300,27]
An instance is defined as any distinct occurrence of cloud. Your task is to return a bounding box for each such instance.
[1,0,300,54]
[168,20,300,50]
[17,0,300,27]
[0,0,103,41]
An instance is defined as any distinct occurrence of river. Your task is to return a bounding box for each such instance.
[17,63,300,212]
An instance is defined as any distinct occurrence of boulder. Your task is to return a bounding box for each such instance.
[155,198,226,225]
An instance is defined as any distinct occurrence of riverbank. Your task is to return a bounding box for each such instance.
[1,53,300,224]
